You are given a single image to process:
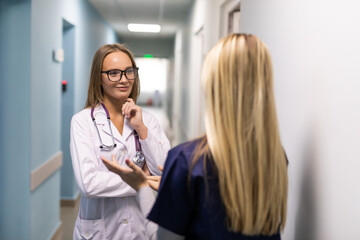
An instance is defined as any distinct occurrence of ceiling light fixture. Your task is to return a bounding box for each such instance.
[127,23,161,33]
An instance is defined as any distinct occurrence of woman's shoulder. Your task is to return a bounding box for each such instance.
[165,138,205,172]
[72,107,91,120]
[71,107,99,127]
[158,138,206,191]
[168,138,201,158]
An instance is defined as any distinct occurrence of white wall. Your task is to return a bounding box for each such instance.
[239,0,360,239]
[172,26,191,144]
[172,0,213,145]
[187,0,206,139]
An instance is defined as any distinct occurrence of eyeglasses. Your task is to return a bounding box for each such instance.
[101,67,139,82]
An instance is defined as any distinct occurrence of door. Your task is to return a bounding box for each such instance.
[60,19,77,200]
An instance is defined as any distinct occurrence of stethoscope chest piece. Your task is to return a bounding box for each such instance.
[132,151,145,168]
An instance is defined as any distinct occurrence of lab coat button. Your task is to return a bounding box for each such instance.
[123,219,128,224]
[122,150,127,155]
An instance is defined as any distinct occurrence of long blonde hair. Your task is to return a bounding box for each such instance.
[199,34,288,235]
[85,43,140,108]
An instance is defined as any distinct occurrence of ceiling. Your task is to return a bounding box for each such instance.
[88,0,193,39]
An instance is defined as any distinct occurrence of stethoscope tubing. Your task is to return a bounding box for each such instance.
[90,103,143,160]
[91,103,117,149]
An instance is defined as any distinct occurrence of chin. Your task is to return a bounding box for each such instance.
[116,93,131,100]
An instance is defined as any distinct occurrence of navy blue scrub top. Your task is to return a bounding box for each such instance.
[148,139,281,240]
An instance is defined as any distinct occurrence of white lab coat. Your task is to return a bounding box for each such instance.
[70,105,171,240]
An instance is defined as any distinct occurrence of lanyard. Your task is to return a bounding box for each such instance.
[91,104,145,167]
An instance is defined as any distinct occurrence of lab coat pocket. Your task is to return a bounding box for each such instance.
[78,218,104,240]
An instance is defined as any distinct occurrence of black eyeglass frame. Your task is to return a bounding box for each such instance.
[101,67,139,82]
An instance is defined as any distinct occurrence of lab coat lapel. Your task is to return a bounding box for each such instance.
[100,114,134,145]
[123,117,134,141]
[101,120,124,144]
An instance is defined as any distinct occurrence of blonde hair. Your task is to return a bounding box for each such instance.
[198,34,288,235]
[85,43,140,108]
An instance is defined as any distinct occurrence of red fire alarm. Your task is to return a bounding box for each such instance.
[62,80,67,92]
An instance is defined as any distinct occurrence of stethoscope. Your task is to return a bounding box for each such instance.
[91,103,145,167]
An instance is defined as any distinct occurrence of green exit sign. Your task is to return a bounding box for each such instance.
[143,54,153,58]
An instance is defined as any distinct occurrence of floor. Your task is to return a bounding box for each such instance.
[60,200,79,240]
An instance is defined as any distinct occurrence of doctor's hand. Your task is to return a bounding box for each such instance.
[122,98,148,139]
[146,165,163,192]
[101,155,148,191]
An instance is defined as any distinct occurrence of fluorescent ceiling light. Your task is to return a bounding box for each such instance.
[127,23,161,33]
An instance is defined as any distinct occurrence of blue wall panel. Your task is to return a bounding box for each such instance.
[31,0,63,171]
[0,0,31,239]
[31,172,61,240]
[30,0,63,238]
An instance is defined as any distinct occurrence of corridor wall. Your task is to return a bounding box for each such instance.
[1,0,118,239]
[186,0,206,139]
[172,0,237,144]
[172,24,191,144]
[239,0,360,239]
[0,1,31,239]
[171,0,205,145]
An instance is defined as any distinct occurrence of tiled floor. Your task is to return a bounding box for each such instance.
[60,201,79,240]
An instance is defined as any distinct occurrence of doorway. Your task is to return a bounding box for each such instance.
[60,19,76,200]
[192,26,206,137]
[60,18,78,240]
[220,0,241,37]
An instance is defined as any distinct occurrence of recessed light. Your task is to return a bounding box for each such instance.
[127,23,161,33]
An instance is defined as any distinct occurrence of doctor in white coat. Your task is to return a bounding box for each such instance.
[70,43,171,240]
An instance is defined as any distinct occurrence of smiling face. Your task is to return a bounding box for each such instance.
[101,51,135,103]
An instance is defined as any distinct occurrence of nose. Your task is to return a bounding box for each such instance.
[118,73,127,82]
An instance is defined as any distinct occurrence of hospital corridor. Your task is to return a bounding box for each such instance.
[1,0,360,239]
